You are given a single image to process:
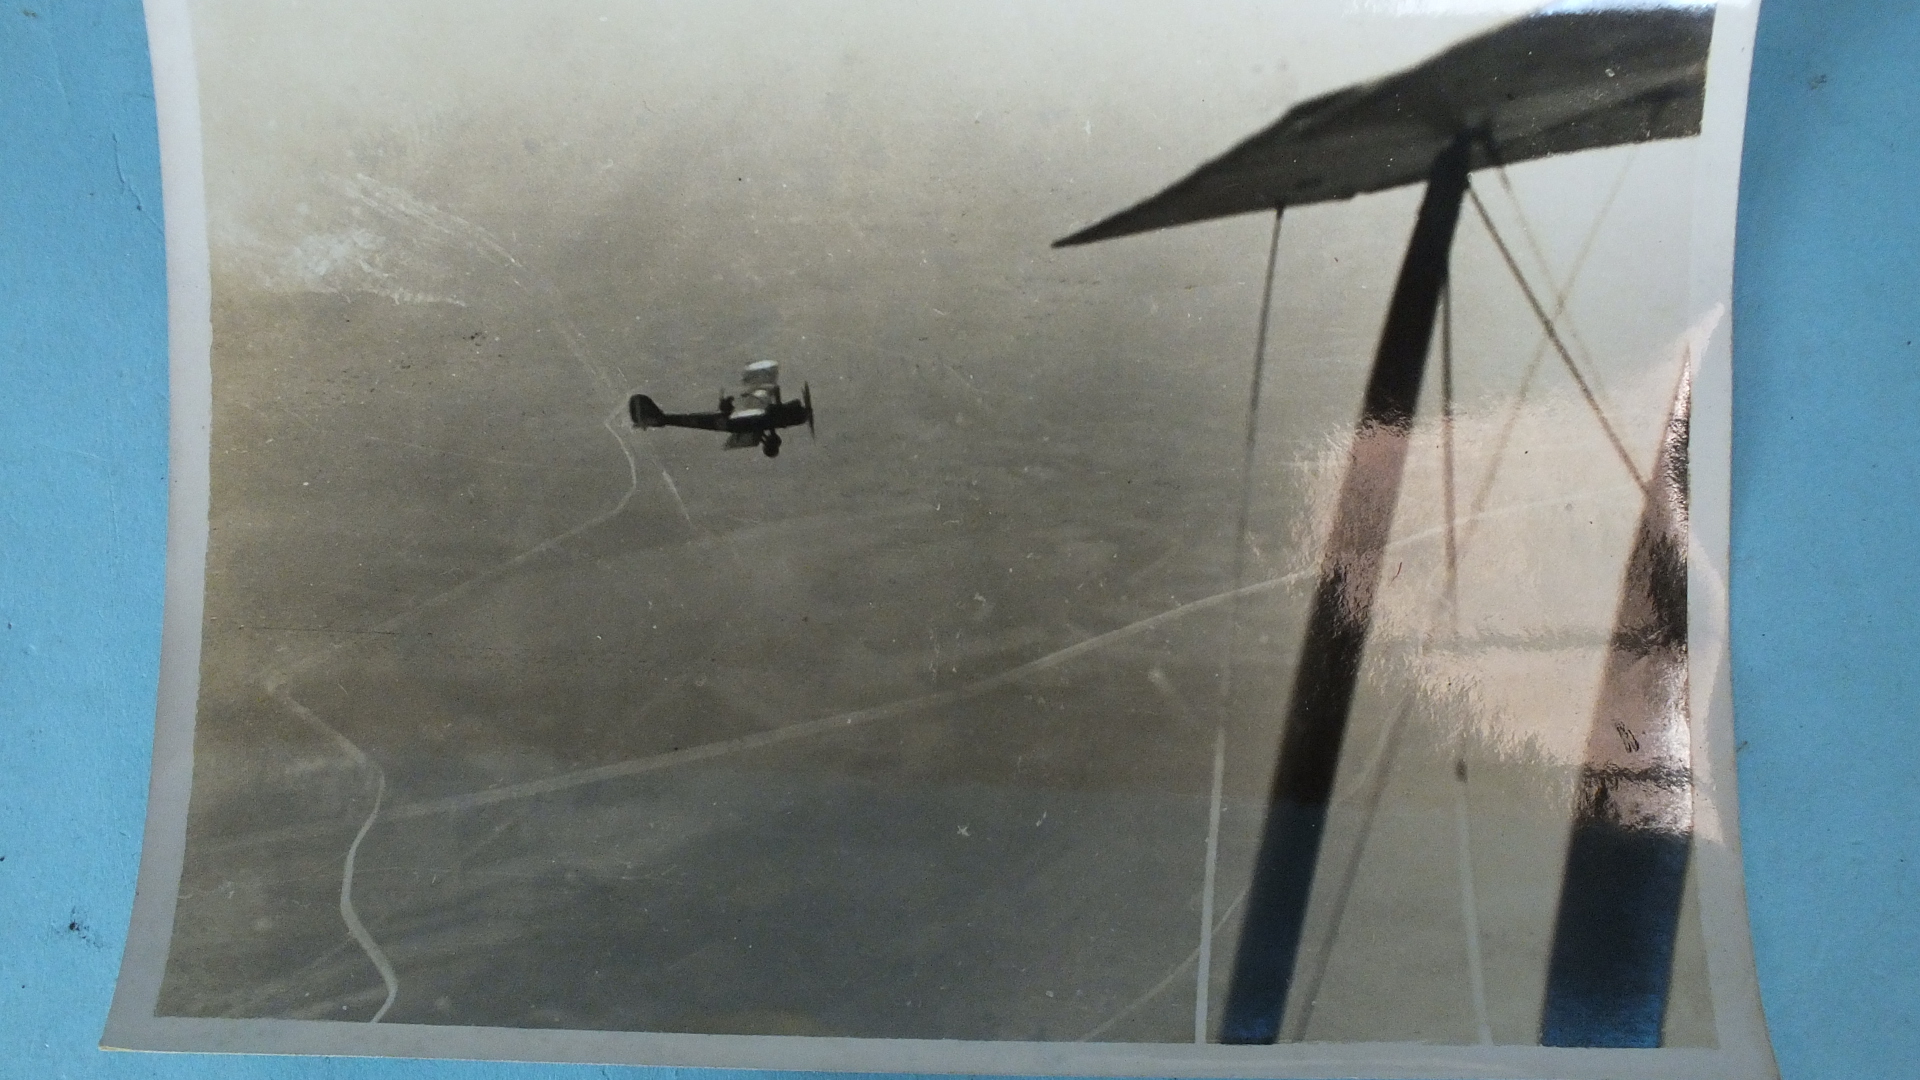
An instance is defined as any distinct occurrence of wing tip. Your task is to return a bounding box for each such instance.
[1051,213,1158,249]
[1052,219,1124,248]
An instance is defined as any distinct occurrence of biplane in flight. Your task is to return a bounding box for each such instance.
[629,360,814,458]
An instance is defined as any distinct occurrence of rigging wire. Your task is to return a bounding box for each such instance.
[1221,207,1286,705]
[1287,246,1463,1043]
[1442,278,1490,1040]
[1476,138,1626,417]
[1467,185,1648,494]
[1440,278,1461,634]
[1196,206,1282,1041]
[1489,164,1615,407]
[1284,697,1415,1040]
[1457,151,1638,556]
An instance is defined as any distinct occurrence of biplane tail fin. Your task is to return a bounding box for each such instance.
[629,394,667,429]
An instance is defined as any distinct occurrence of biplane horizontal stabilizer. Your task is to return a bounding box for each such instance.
[629,394,667,428]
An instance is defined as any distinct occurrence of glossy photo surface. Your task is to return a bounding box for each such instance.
[109,2,1773,1075]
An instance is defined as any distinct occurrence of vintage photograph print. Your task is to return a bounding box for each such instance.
[111,1,1774,1075]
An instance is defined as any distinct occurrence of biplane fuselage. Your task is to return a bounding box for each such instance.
[629,360,813,457]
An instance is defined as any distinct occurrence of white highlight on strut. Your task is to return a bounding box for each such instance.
[1078,890,1250,1043]
[1453,773,1494,1045]
[1198,725,1228,1044]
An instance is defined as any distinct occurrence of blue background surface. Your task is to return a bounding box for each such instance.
[3,1,1913,1076]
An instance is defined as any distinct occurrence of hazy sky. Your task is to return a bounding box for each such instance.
[194,0,1554,280]
[188,0,1709,428]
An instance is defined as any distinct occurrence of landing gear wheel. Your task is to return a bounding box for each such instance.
[762,431,782,458]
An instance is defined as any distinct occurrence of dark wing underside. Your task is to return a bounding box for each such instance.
[1054,5,1714,247]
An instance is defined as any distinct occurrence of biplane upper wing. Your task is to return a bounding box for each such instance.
[1054,3,1713,247]
[741,360,780,389]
